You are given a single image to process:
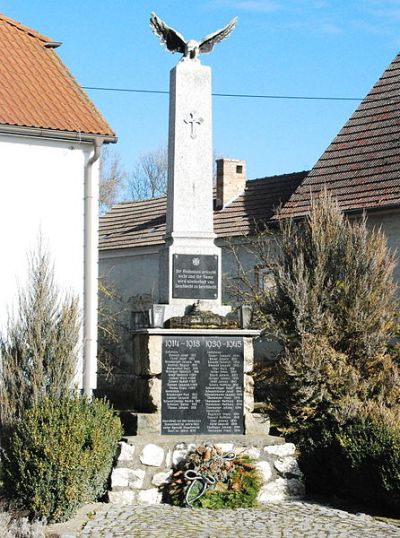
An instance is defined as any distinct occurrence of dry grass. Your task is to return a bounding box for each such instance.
[0,504,45,538]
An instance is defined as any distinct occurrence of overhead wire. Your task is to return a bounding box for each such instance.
[82,85,363,102]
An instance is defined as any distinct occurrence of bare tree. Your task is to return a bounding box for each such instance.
[126,146,168,200]
[99,146,126,214]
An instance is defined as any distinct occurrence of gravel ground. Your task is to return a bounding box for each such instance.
[73,501,400,538]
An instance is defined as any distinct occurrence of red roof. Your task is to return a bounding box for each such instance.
[0,13,114,137]
[99,172,307,251]
[281,53,400,218]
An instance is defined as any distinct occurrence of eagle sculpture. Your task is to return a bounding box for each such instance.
[150,12,238,60]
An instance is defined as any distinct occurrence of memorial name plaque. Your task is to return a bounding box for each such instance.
[172,254,218,299]
[162,336,244,435]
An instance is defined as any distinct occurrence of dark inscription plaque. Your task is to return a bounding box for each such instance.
[172,254,218,299]
[162,336,244,435]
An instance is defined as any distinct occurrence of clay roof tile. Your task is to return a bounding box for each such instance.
[0,13,115,137]
[280,52,400,218]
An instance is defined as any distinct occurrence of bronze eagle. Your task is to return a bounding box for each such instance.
[150,12,238,60]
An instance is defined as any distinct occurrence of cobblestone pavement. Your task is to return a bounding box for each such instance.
[78,501,400,538]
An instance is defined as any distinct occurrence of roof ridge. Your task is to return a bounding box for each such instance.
[249,170,309,183]
[280,51,400,218]
[0,12,52,42]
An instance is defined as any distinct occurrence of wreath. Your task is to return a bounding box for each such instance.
[166,445,262,509]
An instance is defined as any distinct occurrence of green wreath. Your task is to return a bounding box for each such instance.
[166,445,262,509]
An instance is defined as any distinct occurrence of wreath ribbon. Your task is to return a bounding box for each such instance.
[184,451,236,507]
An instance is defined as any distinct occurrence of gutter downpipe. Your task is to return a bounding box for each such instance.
[83,138,103,397]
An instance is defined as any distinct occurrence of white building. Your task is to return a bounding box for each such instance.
[0,13,116,392]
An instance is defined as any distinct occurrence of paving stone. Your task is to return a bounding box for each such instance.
[77,501,400,537]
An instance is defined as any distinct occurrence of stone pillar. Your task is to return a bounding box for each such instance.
[166,60,213,237]
[158,59,228,316]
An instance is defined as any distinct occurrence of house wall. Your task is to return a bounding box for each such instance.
[99,240,261,311]
[364,209,400,284]
[98,208,400,381]
[100,247,160,314]
[0,134,97,333]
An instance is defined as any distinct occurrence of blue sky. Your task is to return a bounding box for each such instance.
[2,1,400,180]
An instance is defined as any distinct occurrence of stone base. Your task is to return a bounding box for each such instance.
[118,411,270,437]
[162,302,232,321]
[109,435,305,506]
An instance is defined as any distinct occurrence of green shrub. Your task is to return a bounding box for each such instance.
[230,192,400,435]
[299,413,400,513]
[0,241,79,432]
[2,395,122,523]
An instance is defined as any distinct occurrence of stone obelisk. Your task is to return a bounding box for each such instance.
[150,14,237,317]
[159,57,228,316]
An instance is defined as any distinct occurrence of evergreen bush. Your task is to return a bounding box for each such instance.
[0,241,79,432]
[231,192,400,511]
[2,395,122,523]
[299,410,400,513]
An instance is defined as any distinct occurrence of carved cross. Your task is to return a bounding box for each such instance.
[184,111,204,139]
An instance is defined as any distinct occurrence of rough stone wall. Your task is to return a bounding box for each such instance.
[109,438,304,505]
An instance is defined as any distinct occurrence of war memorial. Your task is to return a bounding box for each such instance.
[107,13,304,505]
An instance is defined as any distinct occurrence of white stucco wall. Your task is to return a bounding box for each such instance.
[0,134,96,332]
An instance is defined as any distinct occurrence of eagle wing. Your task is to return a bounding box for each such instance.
[199,17,238,55]
[150,12,186,54]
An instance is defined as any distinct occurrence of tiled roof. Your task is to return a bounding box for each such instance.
[99,171,307,251]
[281,52,400,218]
[0,13,114,137]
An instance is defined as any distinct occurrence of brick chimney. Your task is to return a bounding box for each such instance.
[216,158,246,210]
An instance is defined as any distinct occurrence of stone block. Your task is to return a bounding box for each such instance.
[244,447,260,459]
[258,478,288,503]
[165,449,172,468]
[137,413,161,434]
[274,456,302,477]
[140,444,165,467]
[264,443,296,457]
[244,374,254,412]
[244,391,254,413]
[151,471,172,487]
[256,461,272,482]
[243,337,254,373]
[287,478,305,497]
[134,377,161,412]
[117,442,135,462]
[108,490,136,505]
[172,448,188,465]
[258,477,305,503]
[244,413,270,435]
[214,443,234,453]
[138,488,162,505]
[111,468,145,489]
[133,333,162,375]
